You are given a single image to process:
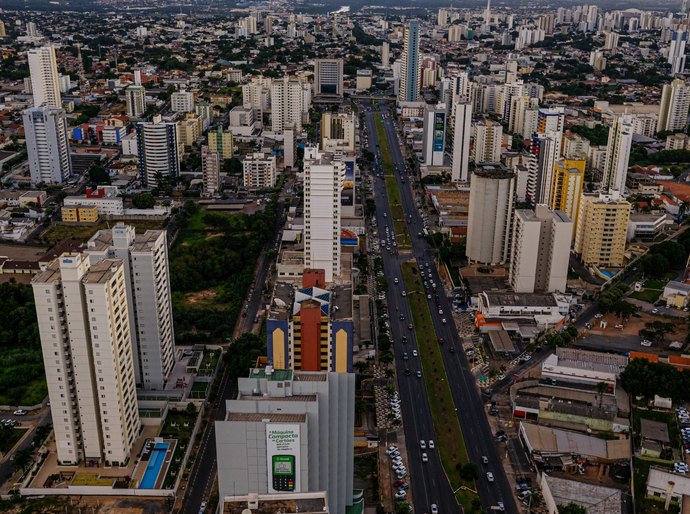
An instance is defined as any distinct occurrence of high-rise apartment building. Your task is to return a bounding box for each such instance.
[321,112,355,152]
[509,205,573,293]
[267,270,354,373]
[536,107,565,137]
[314,59,343,98]
[85,224,175,391]
[135,118,180,188]
[125,85,146,118]
[242,152,277,190]
[201,146,221,197]
[668,30,688,75]
[381,41,390,69]
[472,119,503,163]
[23,106,72,185]
[304,148,344,283]
[26,21,38,37]
[398,20,421,103]
[550,159,585,229]
[215,367,354,514]
[601,115,633,194]
[32,253,141,466]
[422,103,447,166]
[170,90,194,113]
[451,101,472,182]
[208,126,234,159]
[242,76,272,118]
[271,76,307,134]
[0,20,7,38]
[466,164,515,265]
[574,192,631,267]
[658,78,690,133]
[526,131,561,205]
[28,46,62,108]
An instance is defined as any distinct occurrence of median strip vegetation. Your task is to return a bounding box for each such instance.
[401,262,478,509]
[375,115,411,249]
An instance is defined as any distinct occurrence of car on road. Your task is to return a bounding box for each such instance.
[403,352,409,360]
[199,501,207,513]
[652,308,659,314]
[408,323,413,330]
[449,346,455,353]
[496,501,505,512]
[416,370,422,378]
[430,505,438,514]
[412,350,418,357]
[486,472,494,482]
[442,318,447,324]
[394,490,407,500]
[438,337,445,344]
[13,409,27,416]
[428,440,435,449]
[421,452,428,463]
[481,455,489,464]
[402,291,406,297]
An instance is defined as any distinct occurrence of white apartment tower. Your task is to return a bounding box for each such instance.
[201,146,221,197]
[668,30,688,75]
[242,77,272,118]
[304,148,344,283]
[472,119,503,163]
[32,254,141,466]
[451,101,472,182]
[125,85,146,118]
[398,20,421,103]
[28,46,61,108]
[509,205,573,293]
[658,78,690,133]
[23,106,72,185]
[85,224,175,391]
[381,41,390,69]
[170,90,195,113]
[242,152,277,190]
[602,115,633,194]
[466,166,516,265]
[135,118,180,188]
[271,76,306,134]
[526,131,561,205]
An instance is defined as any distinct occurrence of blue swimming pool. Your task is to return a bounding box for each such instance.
[139,443,168,489]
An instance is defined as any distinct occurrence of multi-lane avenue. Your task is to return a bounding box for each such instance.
[364,100,519,514]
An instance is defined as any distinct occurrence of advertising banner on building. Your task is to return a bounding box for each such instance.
[266,424,301,493]
[433,112,445,152]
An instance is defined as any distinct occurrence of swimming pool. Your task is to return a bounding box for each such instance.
[139,443,169,489]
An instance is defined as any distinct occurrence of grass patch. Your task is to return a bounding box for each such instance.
[0,347,48,407]
[189,381,209,400]
[401,261,475,508]
[0,428,28,453]
[40,219,167,245]
[71,474,114,487]
[630,289,662,303]
[197,349,221,377]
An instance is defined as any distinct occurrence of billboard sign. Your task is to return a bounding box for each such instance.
[433,112,445,152]
[266,424,301,493]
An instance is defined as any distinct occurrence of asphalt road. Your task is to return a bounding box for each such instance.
[367,102,518,514]
[364,106,459,514]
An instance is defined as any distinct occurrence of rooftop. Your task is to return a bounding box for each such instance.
[545,348,628,375]
[484,292,558,307]
[82,259,123,284]
[520,422,631,461]
[226,412,306,423]
[640,418,670,443]
[248,367,293,381]
[542,475,623,514]
[222,492,328,514]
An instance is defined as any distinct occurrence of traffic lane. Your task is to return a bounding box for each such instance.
[381,129,517,511]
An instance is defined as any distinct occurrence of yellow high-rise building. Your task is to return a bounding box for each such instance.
[550,159,585,229]
[208,126,234,159]
[574,192,631,268]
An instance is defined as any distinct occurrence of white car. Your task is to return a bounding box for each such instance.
[421,452,428,463]
[428,440,435,449]
[594,313,604,319]
[430,505,438,514]
[13,409,27,416]
[412,350,418,357]
[641,339,653,347]
[486,472,494,482]
[394,490,407,500]
[420,440,427,449]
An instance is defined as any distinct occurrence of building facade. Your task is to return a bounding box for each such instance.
[32,254,141,466]
[23,106,72,185]
[466,165,516,265]
[601,115,633,194]
[472,119,503,163]
[242,152,277,190]
[125,85,146,118]
[451,100,472,182]
[422,103,447,166]
[658,78,690,133]
[135,118,180,188]
[314,59,344,98]
[28,46,62,108]
[201,146,221,197]
[85,224,175,391]
[398,20,421,103]
[510,205,573,293]
[574,192,631,267]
